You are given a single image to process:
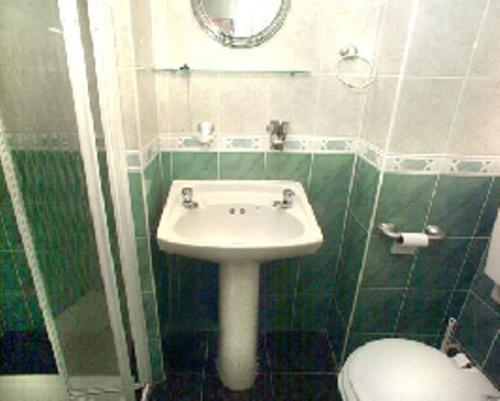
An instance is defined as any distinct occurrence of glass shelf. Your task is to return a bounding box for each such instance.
[152,66,311,75]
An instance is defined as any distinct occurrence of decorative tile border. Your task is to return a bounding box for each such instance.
[5,132,500,176]
[141,136,160,167]
[5,132,106,151]
[357,139,384,170]
[149,134,500,176]
[442,157,500,176]
[384,154,500,176]
[5,132,81,151]
[384,154,445,174]
[157,134,357,154]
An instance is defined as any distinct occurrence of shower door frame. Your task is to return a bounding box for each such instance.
[1,0,154,397]
[0,0,150,398]
[57,0,150,397]
[83,0,154,385]
[56,0,138,399]
[62,0,155,386]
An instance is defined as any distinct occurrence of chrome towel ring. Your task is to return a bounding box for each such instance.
[335,45,376,91]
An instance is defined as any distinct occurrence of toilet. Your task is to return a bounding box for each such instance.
[338,338,499,401]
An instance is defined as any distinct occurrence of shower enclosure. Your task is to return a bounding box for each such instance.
[0,0,150,400]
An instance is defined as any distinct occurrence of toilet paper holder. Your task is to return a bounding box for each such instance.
[378,223,446,242]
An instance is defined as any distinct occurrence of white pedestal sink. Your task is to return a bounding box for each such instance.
[157,180,323,390]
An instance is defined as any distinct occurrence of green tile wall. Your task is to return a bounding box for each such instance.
[0,150,88,337]
[0,155,53,374]
[128,159,166,381]
[1,147,134,376]
[11,150,102,316]
[130,150,499,382]
[457,248,500,386]
[337,160,499,371]
[220,152,265,180]
[134,152,355,350]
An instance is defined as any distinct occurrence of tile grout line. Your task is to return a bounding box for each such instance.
[381,0,445,338]
[441,0,492,159]
[333,154,359,298]
[391,173,441,334]
[354,0,387,150]
[216,151,221,180]
[0,209,36,330]
[324,328,337,371]
[339,167,385,363]
[340,0,423,363]
[216,74,221,140]
[438,176,495,340]
[291,153,315,327]
[481,329,499,369]
[348,209,370,234]
[139,151,165,376]
[158,150,177,324]
[470,289,500,318]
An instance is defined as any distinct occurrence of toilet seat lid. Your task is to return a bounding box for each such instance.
[344,339,498,401]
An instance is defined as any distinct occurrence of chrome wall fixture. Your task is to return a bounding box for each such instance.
[268,120,289,151]
[336,45,376,91]
[191,0,291,48]
[378,223,447,242]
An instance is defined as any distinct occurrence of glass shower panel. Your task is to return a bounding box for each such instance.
[0,164,57,375]
[0,0,128,388]
[76,0,137,380]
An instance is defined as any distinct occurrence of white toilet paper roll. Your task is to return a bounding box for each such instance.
[391,233,429,255]
[398,233,429,247]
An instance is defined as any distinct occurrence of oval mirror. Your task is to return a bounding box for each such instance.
[191,0,291,48]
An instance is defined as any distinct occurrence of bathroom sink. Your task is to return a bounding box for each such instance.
[157,180,323,262]
[156,180,323,391]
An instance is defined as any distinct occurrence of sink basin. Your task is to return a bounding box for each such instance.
[156,180,323,391]
[157,180,323,262]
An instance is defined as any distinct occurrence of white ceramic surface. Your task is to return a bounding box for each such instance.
[156,180,323,390]
[339,339,500,401]
[157,180,323,262]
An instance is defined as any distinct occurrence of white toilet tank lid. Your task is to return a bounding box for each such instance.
[344,339,499,401]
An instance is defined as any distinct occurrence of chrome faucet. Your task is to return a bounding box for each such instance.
[268,120,289,151]
[273,188,295,209]
[181,187,198,209]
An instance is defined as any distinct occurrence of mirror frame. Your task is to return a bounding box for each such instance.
[191,0,291,48]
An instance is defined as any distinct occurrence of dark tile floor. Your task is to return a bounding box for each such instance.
[0,330,57,374]
[151,331,341,401]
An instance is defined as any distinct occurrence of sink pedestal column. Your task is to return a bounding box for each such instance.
[218,261,259,391]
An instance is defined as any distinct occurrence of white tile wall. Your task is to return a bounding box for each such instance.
[448,80,500,156]
[404,0,488,77]
[0,65,77,134]
[116,68,140,150]
[315,76,366,137]
[136,69,158,147]
[320,0,383,72]
[390,78,462,154]
[219,75,271,134]
[361,76,398,149]
[469,1,500,79]
[375,0,415,75]
[111,0,136,68]
[112,0,500,157]
[129,0,154,68]
[269,75,318,136]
